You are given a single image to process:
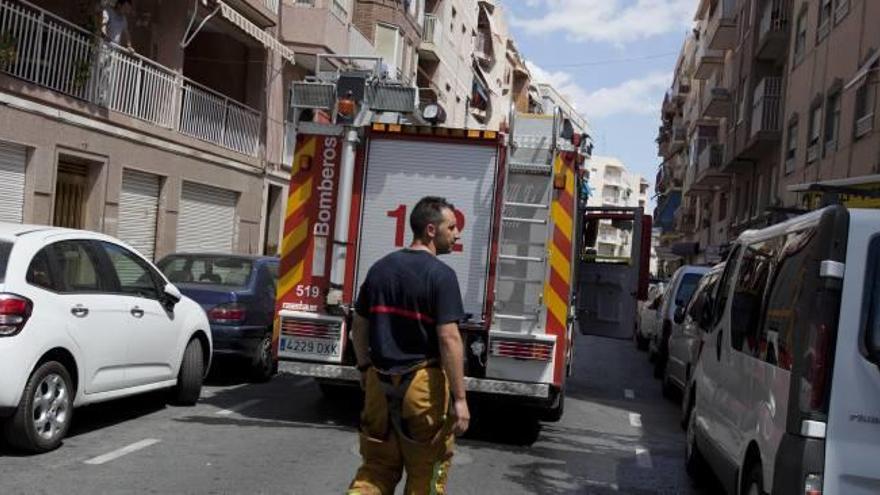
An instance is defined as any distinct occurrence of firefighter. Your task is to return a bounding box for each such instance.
[347,196,471,495]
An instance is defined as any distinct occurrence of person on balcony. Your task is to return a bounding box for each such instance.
[96,0,134,106]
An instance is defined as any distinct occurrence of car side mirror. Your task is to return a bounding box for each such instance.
[673,306,686,325]
[163,283,181,308]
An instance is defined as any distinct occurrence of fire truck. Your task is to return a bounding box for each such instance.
[272,56,590,420]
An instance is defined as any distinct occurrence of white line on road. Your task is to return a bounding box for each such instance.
[624,389,635,400]
[628,413,642,428]
[84,439,160,465]
[216,399,262,416]
[635,447,653,469]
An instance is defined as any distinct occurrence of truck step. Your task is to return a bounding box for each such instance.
[497,276,545,284]
[502,216,547,225]
[493,313,539,321]
[508,161,552,175]
[499,254,545,263]
[504,201,549,209]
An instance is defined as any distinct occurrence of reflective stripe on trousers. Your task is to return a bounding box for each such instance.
[348,367,455,495]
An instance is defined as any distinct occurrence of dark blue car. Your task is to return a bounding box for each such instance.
[157,253,279,381]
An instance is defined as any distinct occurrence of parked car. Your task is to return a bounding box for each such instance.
[636,281,666,351]
[157,253,278,381]
[650,265,709,377]
[0,224,211,453]
[662,263,723,398]
[683,206,880,495]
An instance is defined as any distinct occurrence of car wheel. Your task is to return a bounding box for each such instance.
[540,386,565,422]
[684,401,707,482]
[743,462,764,495]
[171,339,204,406]
[249,332,274,383]
[3,361,74,453]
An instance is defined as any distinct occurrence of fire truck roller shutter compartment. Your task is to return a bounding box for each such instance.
[356,138,499,321]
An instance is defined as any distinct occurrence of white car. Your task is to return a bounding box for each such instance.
[650,265,709,378]
[684,206,880,495]
[0,224,212,453]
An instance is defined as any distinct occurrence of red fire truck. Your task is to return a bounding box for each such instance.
[272,56,590,420]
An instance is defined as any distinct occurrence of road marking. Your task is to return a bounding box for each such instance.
[628,413,642,428]
[635,447,653,469]
[582,479,619,491]
[624,389,635,400]
[216,399,262,416]
[84,439,160,465]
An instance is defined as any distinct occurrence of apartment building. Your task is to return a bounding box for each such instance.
[585,155,645,259]
[0,0,291,259]
[780,0,880,207]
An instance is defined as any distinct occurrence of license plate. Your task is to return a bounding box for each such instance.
[279,336,340,358]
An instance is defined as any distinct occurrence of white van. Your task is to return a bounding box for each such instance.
[683,206,880,495]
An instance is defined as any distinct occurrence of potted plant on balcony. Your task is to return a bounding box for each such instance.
[0,32,17,69]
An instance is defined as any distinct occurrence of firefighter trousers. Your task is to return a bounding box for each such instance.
[347,366,455,495]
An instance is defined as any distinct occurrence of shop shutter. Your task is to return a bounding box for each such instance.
[177,182,238,253]
[0,141,27,223]
[118,169,161,260]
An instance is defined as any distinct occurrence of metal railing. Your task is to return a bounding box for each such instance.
[751,77,782,138]
[475,31,491,59]
[697,143,723,173]
[0,0,262,157]
[264,0,279,14]
[422,13,440,44]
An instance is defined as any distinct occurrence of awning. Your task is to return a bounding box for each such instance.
[844,50,880,90]
[655,191,681,233]
[218,1,296,65]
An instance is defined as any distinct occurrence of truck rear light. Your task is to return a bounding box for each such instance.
[490,339,553,362]
[0,294,33,337]
[804,473,822,495]
[208,303,247,324]
[809,324,831,410]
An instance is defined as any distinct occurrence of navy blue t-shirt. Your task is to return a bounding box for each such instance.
[355,249,464,374]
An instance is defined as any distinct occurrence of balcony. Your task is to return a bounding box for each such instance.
[756,0,792,62]
[694,41,724,80]
[604,172,624,186]
[694,143,729,190]
[741,77,783,159]
[706,0,737,50]
[670,124,687,153]
[475,31,493,66]
[224,0,280,26]
[419,14,441,62]
[701,71,730,118]
[0,0,261,157]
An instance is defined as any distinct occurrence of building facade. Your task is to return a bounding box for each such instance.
[584,155,646,259]
[0,0,290,260]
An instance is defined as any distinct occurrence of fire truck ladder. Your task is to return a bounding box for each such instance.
[492,113,559,333]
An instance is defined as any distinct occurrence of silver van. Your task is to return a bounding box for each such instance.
[683,206,880,495]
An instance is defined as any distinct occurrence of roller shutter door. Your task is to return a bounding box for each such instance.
[177,182,238,253]
[0,142,26,223]
[356,138,499,319]
[118,170,161,260]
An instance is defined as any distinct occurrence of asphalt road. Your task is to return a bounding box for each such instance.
[0,334,716,494]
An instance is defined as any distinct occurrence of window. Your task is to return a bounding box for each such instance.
[101,242,161,299]
[824,90,841,153]
[688,271,721,329]
[834,0,850,24]
[374,24,402,71]
[0,241,11,284]
[794,9,807,63]
[759,228,815,369]
[48,241,102,293]
[676,273,704,308]
[730,241,775,354]
[817,0,832,42]
[785,119,798,174]
[713,245,741,326]
[737,80,747,125]
[158,255,254,288]
[330,0,350,19]
[26,249,55,291]
[854,78,876,139]
[719,192,728,221]
[807,104,822,162]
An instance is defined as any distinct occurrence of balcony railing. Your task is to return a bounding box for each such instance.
[706,0,737,50]
[0,0,262,157]
[264,0,279,14]
[750,77,782,139]
[694,39,724,80]
[422,13,440,44]
[475,31,491,63]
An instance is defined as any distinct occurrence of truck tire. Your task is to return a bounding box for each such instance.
[3,361,74,453]
[685,401,707,482]
[540,394,565,422]
[171,339,204,406]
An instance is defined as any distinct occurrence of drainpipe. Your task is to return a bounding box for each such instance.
[326,127,359,307]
